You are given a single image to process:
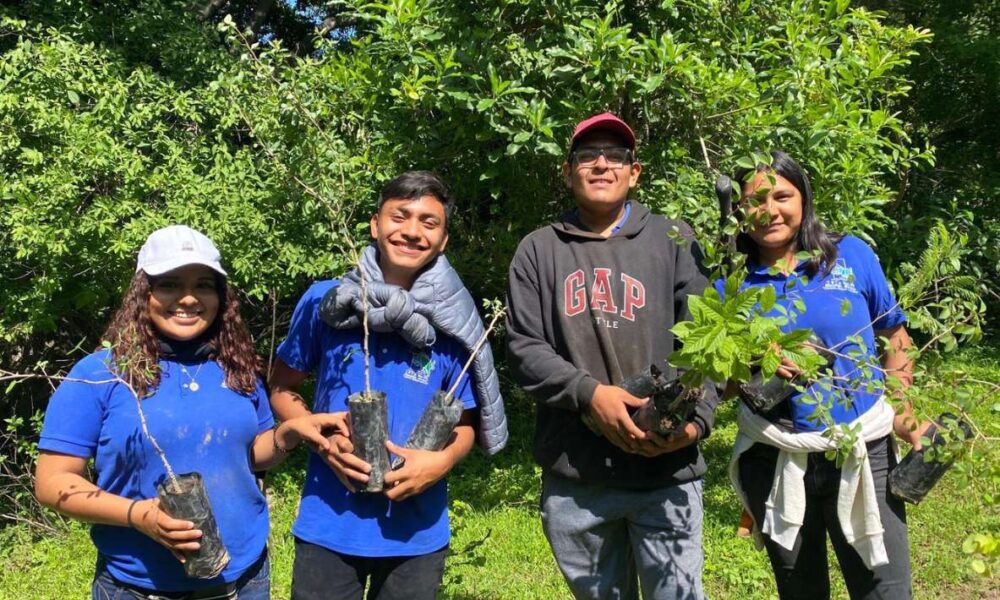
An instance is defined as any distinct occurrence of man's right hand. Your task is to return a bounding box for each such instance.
[320,433,372,493]
[587,384,648,453]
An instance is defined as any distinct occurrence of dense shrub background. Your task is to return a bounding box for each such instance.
[1,0,963,369]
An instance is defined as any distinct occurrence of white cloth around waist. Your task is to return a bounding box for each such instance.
[728,398,897,569]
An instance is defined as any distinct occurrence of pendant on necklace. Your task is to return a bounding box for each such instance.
[188,381,200,392]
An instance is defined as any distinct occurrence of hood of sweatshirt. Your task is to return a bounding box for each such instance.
[551,201,651,240]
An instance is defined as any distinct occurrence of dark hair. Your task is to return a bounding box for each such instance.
[378,170,454,223]
[101,271,262,398]
[733,150,841,277]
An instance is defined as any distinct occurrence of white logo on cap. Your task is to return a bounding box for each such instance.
[181,241,195,251]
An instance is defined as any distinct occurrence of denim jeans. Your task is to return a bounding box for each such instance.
[541,472,705,600]
[739,436,911,600]
[91,552,269,600]
[290,538,448,600]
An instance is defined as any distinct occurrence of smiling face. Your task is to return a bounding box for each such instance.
[562,131,641,214]
[370,194,449,289]
[742,170,804,258]
[147,264,220,341]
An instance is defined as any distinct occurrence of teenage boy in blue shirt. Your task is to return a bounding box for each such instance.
[269,172,477,600]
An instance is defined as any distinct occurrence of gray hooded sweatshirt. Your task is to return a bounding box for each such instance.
[506,202,718,489]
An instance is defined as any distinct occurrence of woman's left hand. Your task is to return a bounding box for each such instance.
[893,414,933,451]
[276,412,351,453]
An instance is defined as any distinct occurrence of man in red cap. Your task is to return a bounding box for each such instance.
[506,112,717,599]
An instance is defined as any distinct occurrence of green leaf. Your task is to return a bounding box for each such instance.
[512,131,532,143]
[724,273,741,300]
[963,536,981,555]
[687,296,708,323]
[760,285,776,312]
[537,141,561,155]
[761,349,781,377]
[970,559,987,575]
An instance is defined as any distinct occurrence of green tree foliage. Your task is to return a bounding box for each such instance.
[0,0,937,349]
[860,0,1000,334]
[8,0,354,60]
[0,14,357,347]
[300,0,934,298]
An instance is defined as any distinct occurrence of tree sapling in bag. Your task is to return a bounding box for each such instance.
[157,473,230,578]
[890,412,973,504]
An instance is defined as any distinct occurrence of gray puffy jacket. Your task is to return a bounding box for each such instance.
[320,245,508,455]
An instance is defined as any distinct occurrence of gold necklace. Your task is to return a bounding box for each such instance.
[178,362,207,392]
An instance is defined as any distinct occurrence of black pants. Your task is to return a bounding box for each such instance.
[291,538,448,600]
[739,436,912,600]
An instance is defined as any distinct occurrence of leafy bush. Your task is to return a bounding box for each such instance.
[0,0,936,348]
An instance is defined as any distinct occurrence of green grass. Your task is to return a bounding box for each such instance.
[2,350,997,599]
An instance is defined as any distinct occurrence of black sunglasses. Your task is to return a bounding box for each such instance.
[571,146,633,167]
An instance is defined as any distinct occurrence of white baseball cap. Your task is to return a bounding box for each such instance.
[136,225,227,277]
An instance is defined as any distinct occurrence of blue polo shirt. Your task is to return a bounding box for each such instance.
[277,279,475,557]
[716,235,907,431]
[611,201,631,235]
[38,350,273,591]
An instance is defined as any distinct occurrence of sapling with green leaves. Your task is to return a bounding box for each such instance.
[344,260,391,490]
[669,270,831,405]
[677,169,882,464]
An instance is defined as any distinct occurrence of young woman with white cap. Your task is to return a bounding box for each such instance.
[34,225,343,599]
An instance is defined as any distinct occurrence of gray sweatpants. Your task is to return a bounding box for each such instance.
[541,472,706,600]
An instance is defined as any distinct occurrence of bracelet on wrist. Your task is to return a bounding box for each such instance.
[126,499,140,529]
[272,423,290,455]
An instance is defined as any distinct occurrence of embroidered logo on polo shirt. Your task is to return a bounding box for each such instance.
[404,350,435,385]
[823,258,857,293]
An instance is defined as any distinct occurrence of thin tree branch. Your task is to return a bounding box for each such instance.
[447,307,505,399]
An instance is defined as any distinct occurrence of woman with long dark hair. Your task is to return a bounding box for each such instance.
[35,225,341,599]
[724,152,928,599]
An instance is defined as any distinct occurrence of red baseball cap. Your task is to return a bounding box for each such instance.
[571,112,636,150]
